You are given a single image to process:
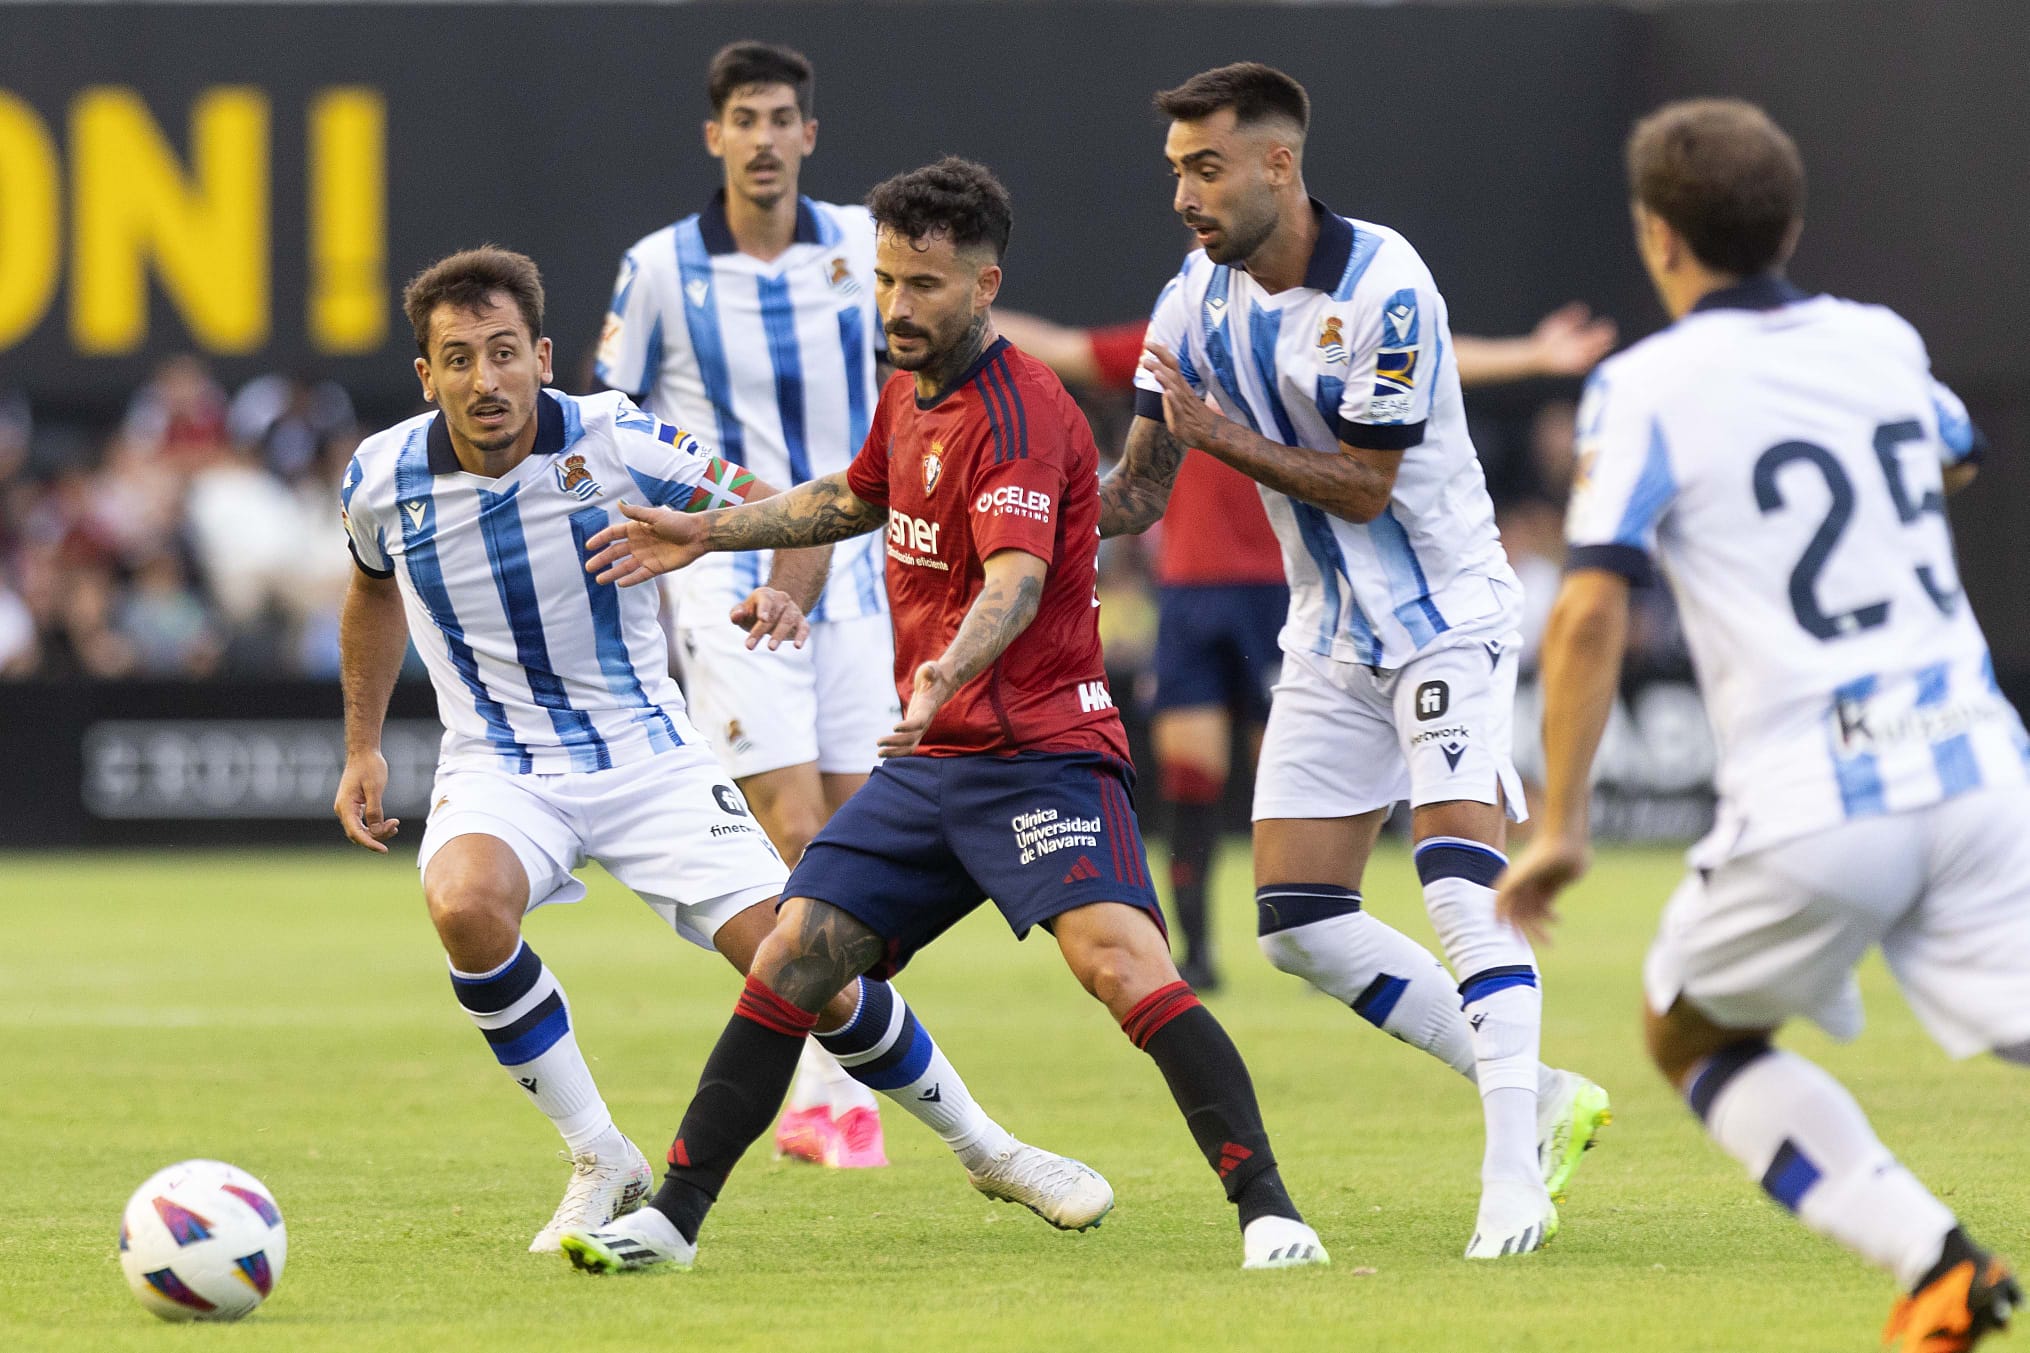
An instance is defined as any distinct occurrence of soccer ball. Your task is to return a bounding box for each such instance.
[118,1160,287,1322]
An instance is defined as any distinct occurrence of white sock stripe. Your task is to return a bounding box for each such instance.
[827,990,908,1069]
[466,966,562,1031]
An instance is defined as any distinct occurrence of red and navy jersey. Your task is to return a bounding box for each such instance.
[846,338,1128,761]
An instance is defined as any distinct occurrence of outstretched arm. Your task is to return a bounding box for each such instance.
[1494,567,1631,943]
[1099,415,1189,537]
[1142,342,1401,523]
[1453,303,1618,388]
[878,548,1047,757]
[584,470,884,587]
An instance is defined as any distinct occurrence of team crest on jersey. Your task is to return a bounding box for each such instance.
[828,256,861,298]
[1317,316,1350,365]
[922,441,944,494]
[556,453,599,500]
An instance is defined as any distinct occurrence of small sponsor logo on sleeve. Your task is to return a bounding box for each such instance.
[975,485,1053,522]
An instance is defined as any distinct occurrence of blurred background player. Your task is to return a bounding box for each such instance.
[998,302,1612,990]
[564,157,1322,1274]
[596,42,899,1167]
[336,247,1098,1254]
[1099,63,1606,1258]
[1501,100,2025,1352]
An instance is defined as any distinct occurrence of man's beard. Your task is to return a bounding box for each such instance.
[1200,203,1277,266]
[883,321,948,372]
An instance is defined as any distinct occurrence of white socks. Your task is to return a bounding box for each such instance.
[815,978,1015,1169]
[1415,838,1544,1189]
[1690,1041,1956,1289]
[450,942,611,1153]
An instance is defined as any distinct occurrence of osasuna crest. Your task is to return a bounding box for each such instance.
[1317,315,1350,365]
[556,453,599,500]
[828,256,861,298]
[922,441,944,494]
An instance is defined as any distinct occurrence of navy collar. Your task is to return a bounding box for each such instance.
[915,336,1010,411]
[1691,273,1811,314]
[698,189,824,256]
[1301,199,1356,294]
[426,389,566,475]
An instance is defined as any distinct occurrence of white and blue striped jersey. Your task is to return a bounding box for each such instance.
[342,389,731,775]
[1566,275,2026,863]
[1136,202,1519,670]
[597,193,886,623]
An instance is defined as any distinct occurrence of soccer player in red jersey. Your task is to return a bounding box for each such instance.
[564,157,1326,1273]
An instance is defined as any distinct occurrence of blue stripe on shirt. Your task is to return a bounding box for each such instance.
[394,432,529,771]
[993,352,1029,456]
[1336,224,1385,301]
[674,220,745,466]
[756,274,811,483]
[476,483,609,772]
[1370,507,1447,647]
[1915,660,1982,798]
[1615,419,1677,547]
[569,506,679,754]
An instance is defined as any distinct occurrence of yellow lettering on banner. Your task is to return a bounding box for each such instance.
[71,86,268,354]
[309,87,386,354]
[0,91,60,351]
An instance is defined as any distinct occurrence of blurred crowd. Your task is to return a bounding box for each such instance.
[0,357,363,679]
[0,354,1685,685]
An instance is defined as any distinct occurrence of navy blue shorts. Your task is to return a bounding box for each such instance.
[1152,582,1289,718]
[783,751,1164,979]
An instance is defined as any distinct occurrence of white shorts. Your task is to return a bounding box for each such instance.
[1644,786,2030,1058]
[416,747,789,952]
[1253,631,1528,822]
[678,609,900,780]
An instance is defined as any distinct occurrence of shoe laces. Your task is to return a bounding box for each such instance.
[989,1145,1085,1194]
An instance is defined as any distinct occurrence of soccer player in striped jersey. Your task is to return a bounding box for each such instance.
[560,158,1323,1275]
[333,246,1111,1254]
[596,41,901,1166]
[1099,62,1605,1259]
[1500,101,2024,1351]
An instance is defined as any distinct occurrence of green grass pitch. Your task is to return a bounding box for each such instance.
[4,844,2023,1351]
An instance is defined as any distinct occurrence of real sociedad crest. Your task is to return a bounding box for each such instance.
[922,441,944,494]
[1317,316,1350,365]
[556,453,599,500]
[829,256,862,298]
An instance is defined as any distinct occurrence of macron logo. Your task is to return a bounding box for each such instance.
[1078,680,1113,714]
[403,500,427,529]
[685,279,710,307]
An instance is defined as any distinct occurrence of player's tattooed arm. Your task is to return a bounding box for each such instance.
[763,899,886,1010]
[879,549,1047,757]
[702,471,887,552]
[1098,416,1187,537]
[583,471,884,587]
[1142,341,1401,523]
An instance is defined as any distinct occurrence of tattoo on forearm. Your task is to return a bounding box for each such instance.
[770,901,885,1009]
[1202,420,1395,522]
[941,572,1044,687]
[1098,420,1188,537]
[703,472,885,551]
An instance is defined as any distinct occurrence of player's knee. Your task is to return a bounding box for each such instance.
[1070,936,1175,1012]
[423,869,524,967]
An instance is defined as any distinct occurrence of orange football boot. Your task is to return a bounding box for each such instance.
[1884,1253,2019,1353]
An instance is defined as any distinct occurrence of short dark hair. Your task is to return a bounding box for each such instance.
[708,41,813,117]
[1155,62,1309,134]
[865,157,1013,262]
[1627,98,1805,277]
[402,247,545,357]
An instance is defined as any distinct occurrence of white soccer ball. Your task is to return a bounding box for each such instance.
[118,1160,288,1322]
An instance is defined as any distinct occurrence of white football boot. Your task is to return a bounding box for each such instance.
[1464,1178,1558,1259]
[967,1143,1114,1231]
[1242,1215,1330,1269]
[560,1205,695,1274]
[528,1131,652,1253]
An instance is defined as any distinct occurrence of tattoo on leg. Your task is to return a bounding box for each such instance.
[770,902,884,1010]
